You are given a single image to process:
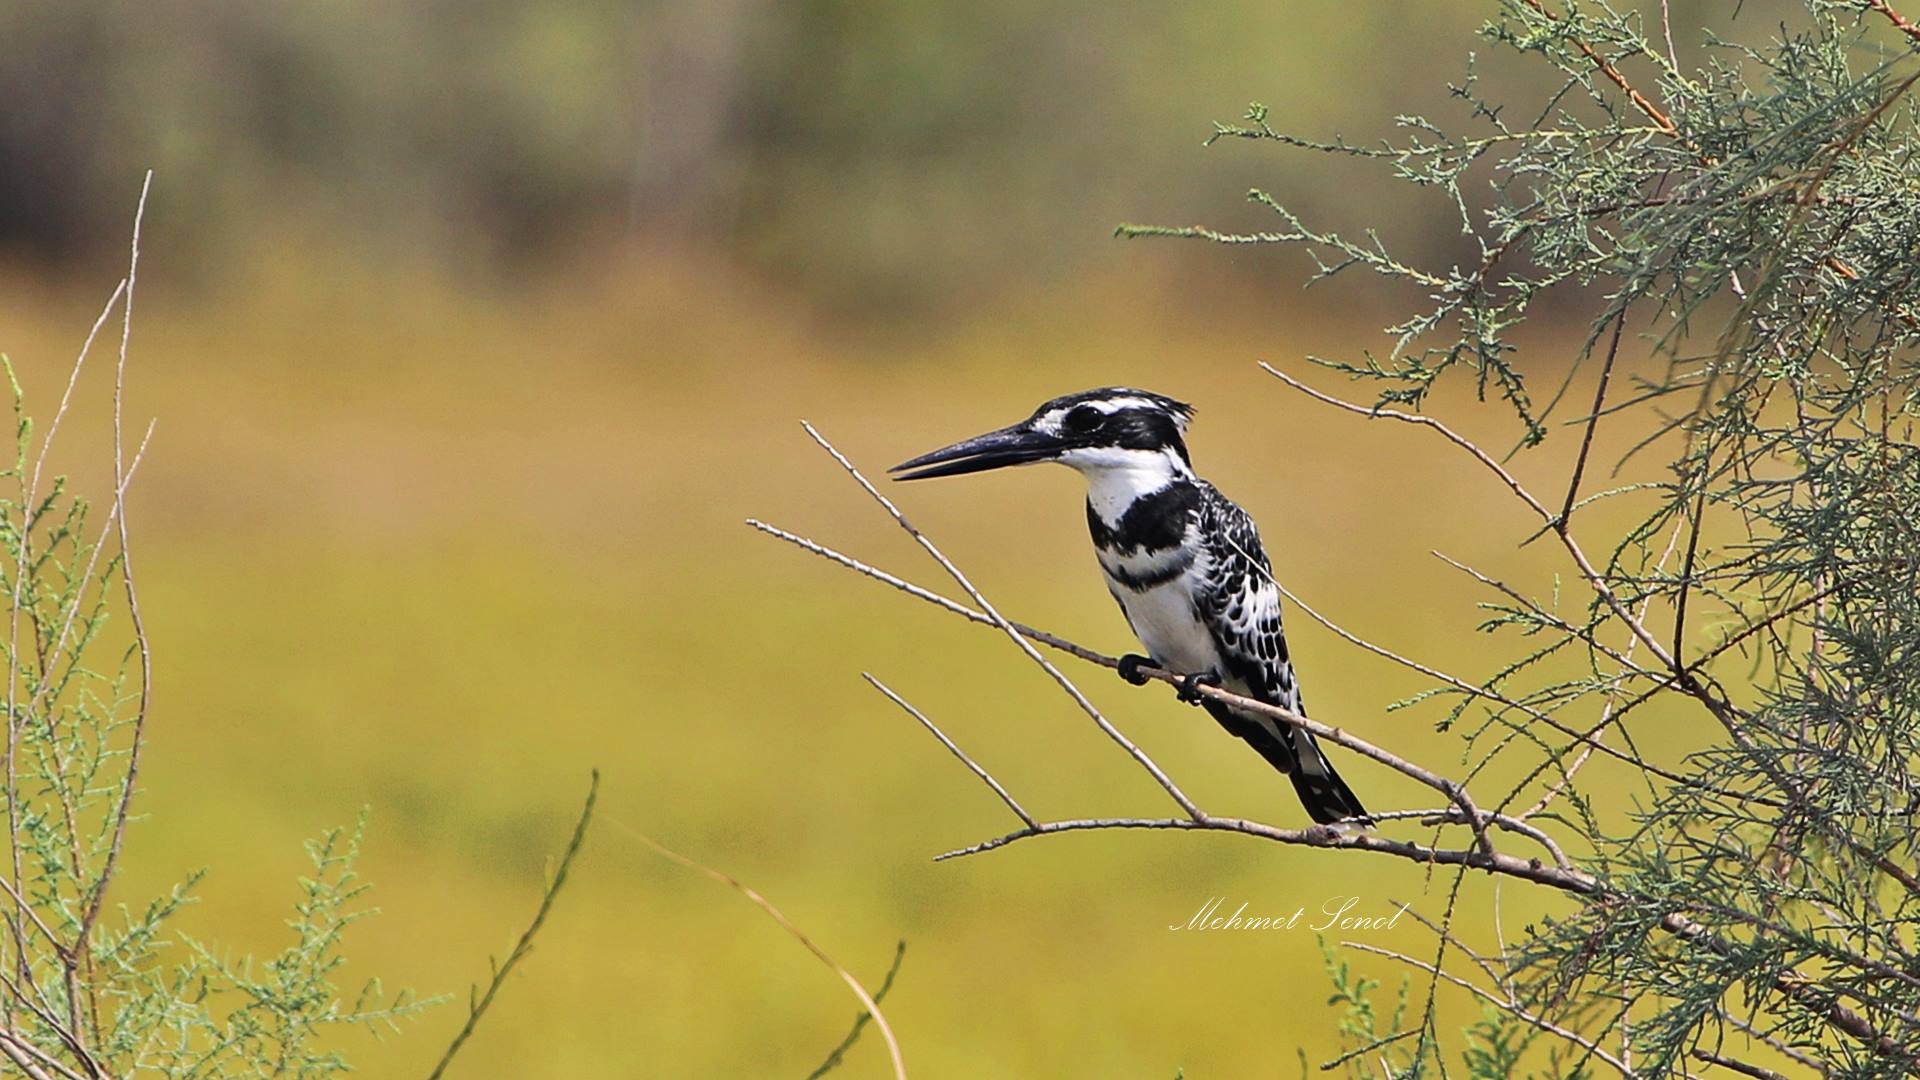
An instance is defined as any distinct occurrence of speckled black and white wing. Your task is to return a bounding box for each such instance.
[1192,483,1369,825]
[1192,486,1303,714]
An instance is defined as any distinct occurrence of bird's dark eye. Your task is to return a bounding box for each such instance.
[1063,405,1103,434]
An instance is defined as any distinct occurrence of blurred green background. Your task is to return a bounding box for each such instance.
[0,2,1786,1075]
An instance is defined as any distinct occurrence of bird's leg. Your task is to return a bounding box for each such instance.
[1116,653,1155,686]
[1177,671,1221,705]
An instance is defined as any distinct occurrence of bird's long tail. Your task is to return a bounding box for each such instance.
[1204,701,1369,826]
[1286,729,1369,826]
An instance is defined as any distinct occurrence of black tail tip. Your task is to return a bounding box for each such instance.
[1293,772,1370,827]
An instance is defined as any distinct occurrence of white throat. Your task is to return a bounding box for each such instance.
[1065,447,1191,523]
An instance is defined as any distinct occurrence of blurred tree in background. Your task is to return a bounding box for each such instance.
[0,2,1810,313]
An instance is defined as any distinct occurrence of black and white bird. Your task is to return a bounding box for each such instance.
[891,387,1368,825]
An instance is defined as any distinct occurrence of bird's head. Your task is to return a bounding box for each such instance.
[890,388,1196,482]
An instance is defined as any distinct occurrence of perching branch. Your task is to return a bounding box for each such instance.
[756,400,1919,1070]
[768,426,1575,872]
[799,421,1205,821]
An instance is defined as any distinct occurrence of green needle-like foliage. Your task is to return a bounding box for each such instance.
[0,365,436,1077]
[0,186,597,1078]
[1133,2,1920,1076]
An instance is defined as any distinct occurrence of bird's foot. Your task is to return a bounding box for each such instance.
[1117,654,1155,686]
[1176,671,1221,705]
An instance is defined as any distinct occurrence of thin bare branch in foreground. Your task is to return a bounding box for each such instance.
[757,509,1565,868]
[429,771,599,1080]
[757,498,1571,870]
[756,377,1918,1067]
[83,168,157,943]
[799,421,1204,819]
[1692,1050,1790,1080]
[613,816,907,1080]
[864,674,1037,829]
[806,940,907,1080]
[1342,940,1635,1079]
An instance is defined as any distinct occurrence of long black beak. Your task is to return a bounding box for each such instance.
[889,424,1062,481]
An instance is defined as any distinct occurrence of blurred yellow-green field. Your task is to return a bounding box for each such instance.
[0,2,1767,1075]
[0,254,1707,1075]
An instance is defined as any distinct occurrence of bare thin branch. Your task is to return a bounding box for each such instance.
[1693,1050,1790,1080]
[616,819,906,1080]
[428,771,598,1080]
[933,815,1595,892]
[757,510,1570,866]
[1560,310,1627,525]
[863,674,1037,829]
[745,520,1114,668]
[1519,518,1686,820]
[1342,939,1636,1078]
[799,421,1203,819]
[1261,363,1555,520]
[1865,0,1920,45]
[27,280,127,522]
[80,170,155,946]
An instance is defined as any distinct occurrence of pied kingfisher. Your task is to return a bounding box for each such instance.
[891,387,1368,825]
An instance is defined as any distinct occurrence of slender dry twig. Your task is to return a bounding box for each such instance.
[800,421,1204,820]
[1261,363,1557,521]
[1560,310,1629,526]
[428,771,599,1080]
[864,675,1036,829]
[1342,939,1636,1078]
[80,170,155,945]
[805,941,907,1080]
[1865,0,1920,47]
[1519,518,1686,820]
[933,815,1594,890]
[1428,551,1645,674]
[746,520,1116,667]
[28,422,155,711]
[1692,1050,1790,1080]
[1717,1009,1832,1075]
[613,817,906,1080]
[1662,0,1681,71]
[1320,1029,1419,1072]
[26,281,126,521]
[0,1032,74,1080]
[1671,491,1708,672]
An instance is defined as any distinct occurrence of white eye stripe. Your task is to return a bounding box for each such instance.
[1034,395,1191,434]
[1045,398,1152,423]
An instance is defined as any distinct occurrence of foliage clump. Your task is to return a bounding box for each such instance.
[1132,1,1920,1075]
[0,358,430,1077]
